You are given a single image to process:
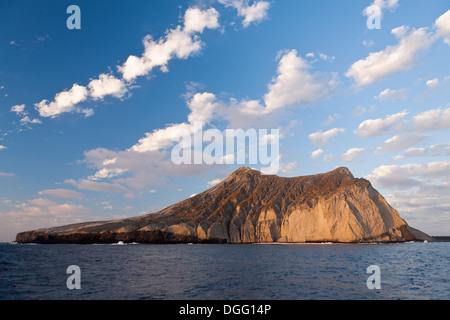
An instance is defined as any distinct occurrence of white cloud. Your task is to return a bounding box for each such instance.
[393,143,450,161]
[411,107,450,131]
[25,7,220,119]
[66,49,337,194]
[207,178,222,186]
[363,0,399,17]
[435,9,450,44]
[340,148,364,163]
[19,116,42,125]
[88,74,128,100]
[1,198,91,241]
[354,112,408,138]
[346,26,434,86]
[311,149,324,159]
[264,50,337,112]
[426,78,439,88]
[349,10,450,87]
[308,128,346,146]
[375,88,408,100]
[119,27,204,81]
[0,145,7,151]
[35,84,89,118]
[187,92,219,123]
[385,184,450,235]
[184,7,220,34]
[218,0,270,27]
[88,168,129,181]
[319,53,335,61]
[375,133,428,154]
[366,160,450,190]
[11,104,26,116]
[102,158,117,166]
[119,7,219,82]
[279,161,298,174]
[131,122,195,153]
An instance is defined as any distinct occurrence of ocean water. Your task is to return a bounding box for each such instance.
[0,242,448,300]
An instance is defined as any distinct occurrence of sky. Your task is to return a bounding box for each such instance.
[0,0,449,241]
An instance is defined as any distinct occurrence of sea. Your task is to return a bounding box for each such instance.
[0,242,448,300]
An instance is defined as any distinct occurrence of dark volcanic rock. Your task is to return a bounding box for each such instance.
[15,167,434,244]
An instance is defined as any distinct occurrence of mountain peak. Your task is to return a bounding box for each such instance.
[329,167,354,178]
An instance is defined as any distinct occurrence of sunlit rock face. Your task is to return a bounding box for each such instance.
[16,167,433,244]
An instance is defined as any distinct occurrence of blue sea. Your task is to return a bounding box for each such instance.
[0,242,448,300]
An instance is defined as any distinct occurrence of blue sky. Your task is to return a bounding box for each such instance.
[1,0,449,241]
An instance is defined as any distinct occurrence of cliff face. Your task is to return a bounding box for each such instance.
[15,167,433,244]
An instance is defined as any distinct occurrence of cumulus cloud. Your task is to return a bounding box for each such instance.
[0,198,91,241]
[65,46,337,194]
[363,0,399,18]
[375,133,428,154]
[129,92,218,154]
[88,168,129,181]
[384,184,450,235]
[354,112,408,138]
[426,78,440,88]
[375,88,408,101]
[393,143,450,161]
[340,148,365,163]
[218,0,270,27]
[279,161,299,174]
[346,26,434,86]
[366,160,450,190]
[435,9,450,44]
[264,50,338,112]
[207,178,222,186]
[118,28,203,81]
[311,149,324,159]
[88,74,128,100]
[119,8,220,82]
[19,116,42,125]
[184,7,220,34]
[10,104,26,116]
[411,107,450,131]
[348,9,450,87]
[35,84,89,118]
[308,128,346,147]
[29,7,220,119]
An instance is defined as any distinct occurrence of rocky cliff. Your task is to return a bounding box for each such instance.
[15,167,433,244]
